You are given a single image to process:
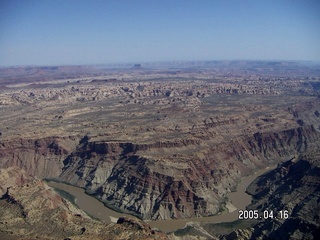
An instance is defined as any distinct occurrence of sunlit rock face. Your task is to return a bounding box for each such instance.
[56,124,320,220]
[220,153,320,240]
[1,65,320,225]
[0,167,169,239]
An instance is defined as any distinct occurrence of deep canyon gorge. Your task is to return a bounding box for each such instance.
[1,62,320,239]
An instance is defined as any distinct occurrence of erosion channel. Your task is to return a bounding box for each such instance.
[47,165,276,233]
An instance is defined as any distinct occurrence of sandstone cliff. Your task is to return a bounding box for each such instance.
[57,124,320,220]
[0,167,169,239]
[1,121,320,221]
[1,66,320,239]
[0,136,79,178]
[220,153,320,240]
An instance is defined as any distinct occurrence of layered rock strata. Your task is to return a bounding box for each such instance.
[0,167,168,240]
[58,125,320,220]
[0,68,319,222]
[1,123,319,221]
[220,153,320,240]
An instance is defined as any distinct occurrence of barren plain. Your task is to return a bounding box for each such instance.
[0,61,320,239]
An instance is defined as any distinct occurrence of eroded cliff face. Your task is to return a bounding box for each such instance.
[0,167,97,238]
[0,124,319,221]
[54,124,320,220]
[0,167,169,240]
[0,136,79,178]
[0,100,320,221]
[220,153,320,240]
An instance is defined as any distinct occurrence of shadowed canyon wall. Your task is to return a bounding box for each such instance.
[1,123,319,220]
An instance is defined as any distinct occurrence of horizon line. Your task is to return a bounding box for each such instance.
[1,59,320,68]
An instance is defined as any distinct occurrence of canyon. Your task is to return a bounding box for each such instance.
[0,167,168,239]
[0,61,320,239]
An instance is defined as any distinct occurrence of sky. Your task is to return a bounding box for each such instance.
[0,0,320,66]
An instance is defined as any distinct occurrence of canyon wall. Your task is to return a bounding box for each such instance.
[219,153,320,240]
[0,167,168,239]
[1,123,319,220]
[0,136,79,178]
[58,125,320,220]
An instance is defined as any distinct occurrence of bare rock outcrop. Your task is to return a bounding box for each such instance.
[56,125,320,220]
[0,167,169,239]
[0,136,79,178]
[220,154,320,240]
[0,119,319,221]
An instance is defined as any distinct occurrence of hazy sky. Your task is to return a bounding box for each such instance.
[1,0,320,66]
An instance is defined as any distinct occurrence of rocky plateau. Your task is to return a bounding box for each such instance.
[0,62,320,239]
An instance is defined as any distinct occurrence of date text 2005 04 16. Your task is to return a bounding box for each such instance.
[238,209,289,220]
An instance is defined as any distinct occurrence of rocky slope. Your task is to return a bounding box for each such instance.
[0,167,168,240]
[1,109,320,221]
[56,123,320,220]
[0,67,320,222]
[1,66,320,240]
[0,136,79,178]
[220,153,320,240]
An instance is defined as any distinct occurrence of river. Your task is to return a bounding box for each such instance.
[47,165,275,233]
